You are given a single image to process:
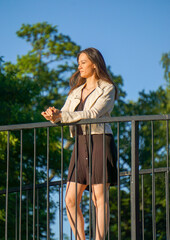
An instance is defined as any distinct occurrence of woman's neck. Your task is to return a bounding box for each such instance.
[85,76,98,89]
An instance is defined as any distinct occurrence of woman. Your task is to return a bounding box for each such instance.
[41,47,117,240]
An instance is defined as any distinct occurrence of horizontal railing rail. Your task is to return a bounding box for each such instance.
[1,167,169,195]
[0,114,170,131]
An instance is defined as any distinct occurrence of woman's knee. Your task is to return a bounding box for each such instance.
[65,193,76,208]
[65,183,85,208]
[92,185,110,208]
[93,194,105,208]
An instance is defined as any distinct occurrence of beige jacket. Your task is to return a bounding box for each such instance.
[57,79,115,138]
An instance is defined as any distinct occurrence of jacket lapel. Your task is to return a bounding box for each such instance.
[69,84,84,111]
[70,80,104,111]
[84,86,103,109]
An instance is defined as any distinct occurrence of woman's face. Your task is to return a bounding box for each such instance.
[78,53,96,79]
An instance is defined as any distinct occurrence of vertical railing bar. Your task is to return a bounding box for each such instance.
[15,192,18,240]
[151,121,156,240]
[75,125,78,240]
[108,226,110,240]
[26,190,28,240]
[37,188,39,240]
[19,130,23,240]
[92,201,96,240]
[166,120,169,239]
[89,124,92,240]
[141,175,144,240]
[47,127,50,240]
[70,227,72,240]
[103,123,106,239]
[5,131,9,240]
[61,126,64,240]
[33,128,36,240]
[131,121,139,240]
[107,128,110,240]
[59,186,61,240]
[117,122,121,240]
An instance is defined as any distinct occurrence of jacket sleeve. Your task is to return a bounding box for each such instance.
[61,85,115,123]
[61,93,73,112]
[51,93,73,124]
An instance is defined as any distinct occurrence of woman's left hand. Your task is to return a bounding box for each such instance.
[41,106,61,123]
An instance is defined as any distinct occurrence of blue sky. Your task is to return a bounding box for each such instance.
[0,0,170,101]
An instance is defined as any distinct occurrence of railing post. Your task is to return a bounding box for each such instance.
[166,120,169,239]
[61,126,64,240]
[75,125,78,240]
[103,123,106,239]
[5,131,10,240]
[15,193,18,240]
[19,130,23,240]
[131,121,140,240]
[33,128,36,240]
[89,124,92,240]
[47,127,50,239]
[117,122,121,240]
[26,190,28,240]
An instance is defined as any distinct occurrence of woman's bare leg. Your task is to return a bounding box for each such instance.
[92,184,110,240]
[65,182,87,240]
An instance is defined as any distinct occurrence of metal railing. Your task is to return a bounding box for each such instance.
[0,114,169,240]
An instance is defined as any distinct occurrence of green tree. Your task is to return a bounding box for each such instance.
[161,52,170,112]
[4,22,80,122]
[0,22,81,239]
[108,52,169,239]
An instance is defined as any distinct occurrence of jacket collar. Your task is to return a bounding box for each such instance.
[73,80,104,109]
[74,79,103,100]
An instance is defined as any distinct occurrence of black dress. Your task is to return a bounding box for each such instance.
[67,92,117,187]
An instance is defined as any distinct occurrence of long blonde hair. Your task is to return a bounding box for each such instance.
[69,47,118,100]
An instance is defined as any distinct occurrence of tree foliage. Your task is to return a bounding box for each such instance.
[161,52,170,112]
[0,22,80,239]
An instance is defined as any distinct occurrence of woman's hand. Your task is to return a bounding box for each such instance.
[41,106,62,123]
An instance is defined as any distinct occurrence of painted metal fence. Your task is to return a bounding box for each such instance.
[0,114,169,239]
